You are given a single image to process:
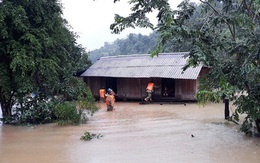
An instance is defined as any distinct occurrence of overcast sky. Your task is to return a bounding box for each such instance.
[61,0,200,51]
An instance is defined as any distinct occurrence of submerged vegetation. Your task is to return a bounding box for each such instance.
[80,131,103,141]
[54,101,86,125]
[53,83,99,125]
[2,80,99,125]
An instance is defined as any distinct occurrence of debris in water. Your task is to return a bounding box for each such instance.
[80,131,103,141]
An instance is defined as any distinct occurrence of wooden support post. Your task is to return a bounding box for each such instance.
[224,99,230,120]
[139,79,143,102]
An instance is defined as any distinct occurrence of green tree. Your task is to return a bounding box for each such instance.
[88,33,159,62]
[111,0,260,134]
[0,0,93,124]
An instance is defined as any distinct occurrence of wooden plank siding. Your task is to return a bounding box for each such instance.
[175,79,197,100]
[84,77,200,102]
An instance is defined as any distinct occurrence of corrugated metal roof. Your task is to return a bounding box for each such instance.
[81,52,202,80]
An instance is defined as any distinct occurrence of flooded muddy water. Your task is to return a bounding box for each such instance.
[0,102,259,163]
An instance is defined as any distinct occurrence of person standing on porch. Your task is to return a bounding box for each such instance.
[163,87,169,97]
[144,81,155,101]
[144,81,161,101]
[106,88,115,111]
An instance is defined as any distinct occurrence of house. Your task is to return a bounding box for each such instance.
[81,52,209,102]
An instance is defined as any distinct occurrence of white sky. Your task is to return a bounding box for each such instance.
[61,0,200,51]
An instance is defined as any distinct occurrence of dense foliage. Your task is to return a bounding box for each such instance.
[52,80,99,125]
[111,0,260,134]
[89,31,192,63]
[89,33,159,62]
[54,101,84,125]
[0,0,95,124]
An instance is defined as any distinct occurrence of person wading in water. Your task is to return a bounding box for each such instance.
[105,88,115,111]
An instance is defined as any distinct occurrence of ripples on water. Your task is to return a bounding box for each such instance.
[0,102,259,163]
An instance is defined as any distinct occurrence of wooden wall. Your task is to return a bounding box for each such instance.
[198,67,210,78]
[85,77,197,101]
[117,78,161,100]
[175,79,197,100]
[84,77,105,98]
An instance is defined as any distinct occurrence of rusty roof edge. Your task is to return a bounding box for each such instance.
[99,52,189,60]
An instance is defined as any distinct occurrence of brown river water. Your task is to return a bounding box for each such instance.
[0,102,260,163]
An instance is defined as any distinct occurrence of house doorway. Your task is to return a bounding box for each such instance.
[106,77,117,93]
[161,78,175,97]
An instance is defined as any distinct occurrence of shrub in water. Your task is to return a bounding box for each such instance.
[76,81,99,116]
[80,131,103,141]
[54,101,82,125]
[11,100,54,125]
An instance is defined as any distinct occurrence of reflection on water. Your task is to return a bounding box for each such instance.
[0,102,259,163]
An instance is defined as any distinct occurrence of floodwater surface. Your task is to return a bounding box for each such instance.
[0,102,259,163]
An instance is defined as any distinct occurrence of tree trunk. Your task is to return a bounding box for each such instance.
[0,101,12,118]
[224,99,230,119]
[0,92,12,120]
[256,119,260,133]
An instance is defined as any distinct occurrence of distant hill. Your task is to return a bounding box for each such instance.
[88,32,159,63]
[88,31,192,63]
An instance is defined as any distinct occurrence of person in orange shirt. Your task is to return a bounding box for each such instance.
[106,88,115,111]
[144,81,161,101]
[99,88,106,102]
[144,81,155,101]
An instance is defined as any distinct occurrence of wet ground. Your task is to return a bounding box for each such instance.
[0,102,260,163]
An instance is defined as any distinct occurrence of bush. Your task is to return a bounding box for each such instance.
[77,85,99,116]
[4,79,99,125]
[53,101,83,125]
[11,100,54,125]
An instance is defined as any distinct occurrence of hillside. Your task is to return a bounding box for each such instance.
[88,32,160,63]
